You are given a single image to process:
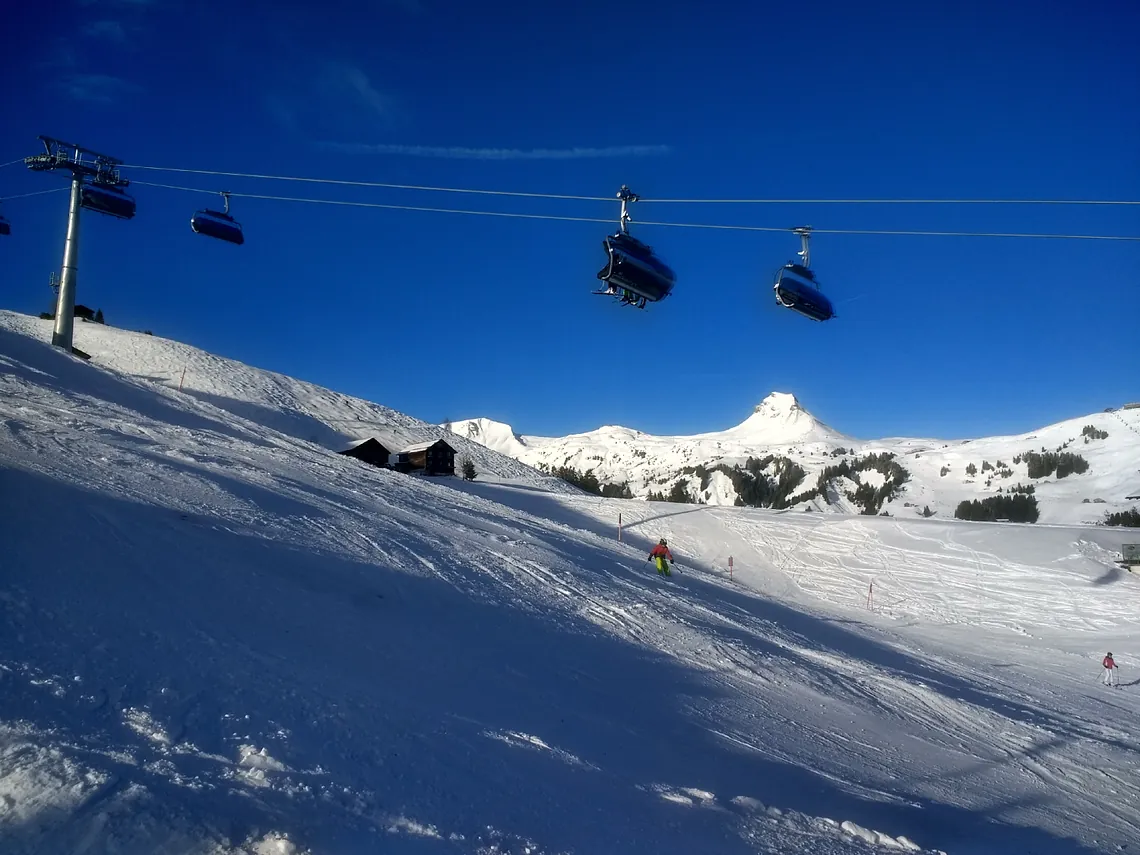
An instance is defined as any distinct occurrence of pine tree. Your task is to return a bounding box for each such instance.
[667,479,690,503]
[460,458,476,481]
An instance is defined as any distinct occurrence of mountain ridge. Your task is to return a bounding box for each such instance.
[448,394,1140,525]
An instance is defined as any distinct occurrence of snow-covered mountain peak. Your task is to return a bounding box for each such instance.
[718,391,846,445]
[449,416,517,443]
[446,416,532,457]
[753,391,803,415]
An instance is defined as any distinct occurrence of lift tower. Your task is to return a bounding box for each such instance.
[25,136,135,352]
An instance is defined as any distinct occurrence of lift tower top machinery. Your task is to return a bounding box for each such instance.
[25,136,135,352]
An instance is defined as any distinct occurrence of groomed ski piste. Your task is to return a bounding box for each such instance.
[1,310,1138,855]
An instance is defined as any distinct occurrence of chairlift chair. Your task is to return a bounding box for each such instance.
[773,227,835,322]
[80,184,137,219]
[594,185,675,308]
[0,213,9,236]
[191,192,244,245]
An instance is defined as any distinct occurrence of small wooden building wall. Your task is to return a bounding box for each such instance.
[339,438,392,468]
[398,440,456,476]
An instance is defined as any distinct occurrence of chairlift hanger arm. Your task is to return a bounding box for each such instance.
[617,184,639,234]
[792,225,812,267]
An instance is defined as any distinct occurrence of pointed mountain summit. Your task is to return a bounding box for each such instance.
[446,417,533,458]
[753,391,804,415]
[716,392,849,445]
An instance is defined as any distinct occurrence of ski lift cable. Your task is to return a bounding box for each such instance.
[0,159,28,170]
[0,187,70,202]
[121,165,612,202]
[132,180,1140,241]
[119,164,1140,207]
[636,220,1140,241]
[758,226,1140,241]
[643,197,1140,206]
[135,180,623,224]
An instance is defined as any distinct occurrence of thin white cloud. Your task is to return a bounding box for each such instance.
[322,142,672,160]
[263,94,298,132]
[331,65,389,117]
[36,42,80,72]
[265,62,395,134]
[59,73,142,103]
[82,20,129,42]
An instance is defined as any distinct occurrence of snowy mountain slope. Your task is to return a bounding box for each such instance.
[450,392,1140,525]
[3,316,1140,854]
[444,416,533,459]
[0,311,573,490]
[879,411,1140,525]
[696,391,850,445]
[449,393,850,498]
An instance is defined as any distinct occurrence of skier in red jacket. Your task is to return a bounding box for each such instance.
[1103,652,1119,687]
[648,538,674,576]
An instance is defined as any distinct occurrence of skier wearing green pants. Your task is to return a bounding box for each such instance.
[648,539,675,576]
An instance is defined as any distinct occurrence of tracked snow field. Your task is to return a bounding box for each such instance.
[2,313,1139,854]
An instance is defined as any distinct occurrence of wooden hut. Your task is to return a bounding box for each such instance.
[395,439,456,476]
[339,437,394,469]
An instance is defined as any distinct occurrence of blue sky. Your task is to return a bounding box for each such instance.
[2,0,1137,440]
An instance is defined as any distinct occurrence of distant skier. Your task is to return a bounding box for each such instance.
[648,538,674,577]
[1103,652,1119,687]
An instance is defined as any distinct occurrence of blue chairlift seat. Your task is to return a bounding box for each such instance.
[596,232,676,306]
[190,209,244,245]
[80,185,136,220]
[774,263,835,322]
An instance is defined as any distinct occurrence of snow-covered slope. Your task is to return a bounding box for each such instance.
[3,312,1140,855]
[0,311,571,490]
[451,392,1140,525]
